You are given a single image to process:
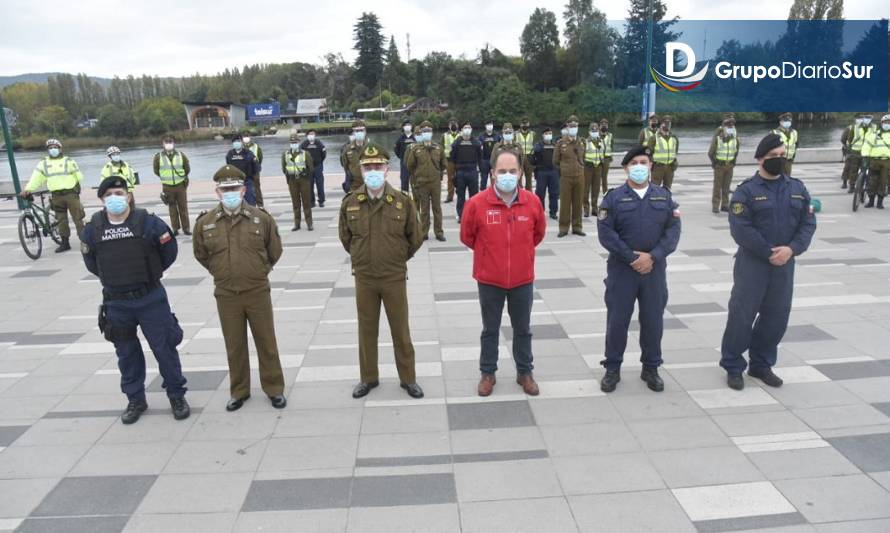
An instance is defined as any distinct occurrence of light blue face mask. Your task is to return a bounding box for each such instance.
[48,148,60,158]
[110,154,122,162]
[725,127,736,136]
[568,127,579,136]
[221,191,242,210]
[232,141,243,151]
[290,143,301,151]
[496,172,518,192]
[503,133,514,142]
[780,120,792,129]
[628,164,649,184]
[354,131,366,142]
[104,195,128,215]
[364,169,385,190]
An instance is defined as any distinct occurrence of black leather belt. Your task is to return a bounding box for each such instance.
[103,284,156,301]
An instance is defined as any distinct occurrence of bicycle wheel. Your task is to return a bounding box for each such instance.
[18,213,42,260]
[853,174,862,211]
[48,219,63,245]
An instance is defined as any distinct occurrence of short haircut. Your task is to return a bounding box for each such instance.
[493,150,521,169]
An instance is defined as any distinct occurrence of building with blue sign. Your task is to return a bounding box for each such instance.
[182,101,247,130]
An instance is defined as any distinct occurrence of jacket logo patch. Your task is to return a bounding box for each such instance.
[486,210,502,224]
[159,232,172,244]
[597,209,608,221]
[517,215,530,222]
[731,202,745,214]
[385,194,394,204]
[356,194,367,202]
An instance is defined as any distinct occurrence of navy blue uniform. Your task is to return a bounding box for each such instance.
[450,137,483,218]
[225,149,260,205]
[720,173,817,374]
[394,133,417,192]
[597,183,681,371]
[300,138,327,206]
[532,141,559,218]
[81,210,186,402]
[479,132,502,189]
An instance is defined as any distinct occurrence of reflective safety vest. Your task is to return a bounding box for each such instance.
[101,162,136,191]
[851,125,874,152]
[772,128,798,159]
[584,140,605,165]
[642,128,657,145]
[284,151,307,175]
[443,131,459,150]
[28,156,82,192]
[863,130,890,159]
[602,132,613,157]
[158,151,187,185]
[247,142,262,162]
[653,135,678,164]
[516,130,534,155]
[715,136,739,162]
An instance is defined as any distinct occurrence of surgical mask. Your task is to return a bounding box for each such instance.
[495,172,518,192]
[307,134,316,142]
[403,125,412,134]
[221,191,243,210]
[725,127,736,136]
[589,130,599,139]
[163,143,174,151]
[503,133,514,142]
[242,136,251,144]
[883,123,890,131]
[232,141,243,151]
[48,148,60,157]
[628,164,649,184]
[462,127,472,137]
[780,120,792,129]
[421,131,433,142]
[290,143,301,151]
[863,118,872,125]
[568,127,578,136]
[485,124,493,133]
[110,154,121,162]
[543,134,553,142]
[561,129,567,137]
[855,119,863,126]
[363,169,385,190]
[762,156,786,176]
[104,195,128,215]
[348,134,355,143]
[354,131,366,142]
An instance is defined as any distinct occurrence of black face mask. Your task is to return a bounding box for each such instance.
[450,125,457,131]
[762,156,786,176]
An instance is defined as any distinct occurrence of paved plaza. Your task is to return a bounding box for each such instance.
[1,161,890,532]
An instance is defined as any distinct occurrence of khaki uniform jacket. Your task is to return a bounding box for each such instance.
[339,183,423,281]
[342,141,370,189]
[554,137,585,177]
[405,142,447,185]
[192,204,283,293]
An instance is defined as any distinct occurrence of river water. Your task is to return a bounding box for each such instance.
[1,124,846,187]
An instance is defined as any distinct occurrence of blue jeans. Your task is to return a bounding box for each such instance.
[480,160,492,190]
[105,286,186,401]
[602,261,668,371]
[479,282,534,375]
[244,178,257,206]
[310,165,325,205]
[455,168,479,218]
[535,169,560,216]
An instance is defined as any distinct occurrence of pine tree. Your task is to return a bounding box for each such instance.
[353,12,386,91]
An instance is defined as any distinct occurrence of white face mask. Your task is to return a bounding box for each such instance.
[403,125,412,134]
[589,130,599,139]
[883,123,890,131]
[462,128,472,137]
[485,124,493,133]
[163,143,174,151]
[543,134,553,142]
[242,136,251,144]
[307,134,316,141]
[863,118,873,125]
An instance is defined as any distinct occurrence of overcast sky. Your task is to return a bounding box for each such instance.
[2,0,887,78]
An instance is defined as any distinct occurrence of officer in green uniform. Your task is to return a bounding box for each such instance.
[101,146,138,208]
[153,135,191,236]
[192,165,287,411]
[708,113,740,213]
[516,117,536,191]
[242,132,265,207]
[773,112,798,176]
[600,118,614,193]
[638,115,659,146]
[406,120,448,241]
[443,120,460,203]
[22,138,85,252]
[281,132,315,231]
[582,122,606,218]
[342,120,372,191]
[554,115,586,237]
[841,113,874,191]
[339,145,425,399]
[862,114,890,209]
[647,115,679,190]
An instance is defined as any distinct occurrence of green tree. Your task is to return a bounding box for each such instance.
[133,97,187,135]
[97,104,137,138]
[35,105,72,136]
[1,82,49,135]
[788,0,843,19]
[562,0,613,87]
[520,8,561,90]
[353,12,386,91]
[615,0,679,88]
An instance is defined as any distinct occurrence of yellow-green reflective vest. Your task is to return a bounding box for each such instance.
[642,129,656,145]
[863,130,890,159]
[100,162,136,191]
[602,132,613,157]
[27,156,82,192]
[158,151,186,185]
[851,125,873,152]
[772,128,798,159]
[653,136,677,164]
[443,132,459,150]
[284,151,307,174]
[715,136,739,162]
[584,140,604,165]
[516,131,534,155]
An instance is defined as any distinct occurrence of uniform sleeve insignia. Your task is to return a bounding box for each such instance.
[731,202,745,215]
[357,193,367,202]
[597,209,608,221]
[254,217,260,224]
[385,194,394,204]
[159,232,172,244]
[80,242,89,254]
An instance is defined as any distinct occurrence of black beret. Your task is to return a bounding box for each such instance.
[97,175,129,197]
[621,146,652,166]
[754,132,784,159]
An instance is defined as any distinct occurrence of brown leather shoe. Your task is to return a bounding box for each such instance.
[516,374,540,396]
[477,374,496,397]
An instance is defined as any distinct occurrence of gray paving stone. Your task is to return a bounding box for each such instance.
[667,302,725,315]
[148,370,226,392]
[781,325,836,342]
[330,287,355,298]
[501,323,568,340]
[813,360,890,381]
[242,477,352,511]
[820,237,866,244]
[0,424,29,446]
[447,400,536,430]
[161,276,205,286]
[31,475,156,517]
[351,473,457,507]
[694,513,808,532]
[776,474,890,522]
[827,432,890,473]
[15,516,130,533]
[874,402,890,417]
[11,269,61,278]
[534,277,585,289]
[17,333,84,345]
[683,248,731,257]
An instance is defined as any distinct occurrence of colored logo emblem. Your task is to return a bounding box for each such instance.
[650,42,710,92]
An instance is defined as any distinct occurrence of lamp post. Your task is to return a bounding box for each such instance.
[0,94,24,210]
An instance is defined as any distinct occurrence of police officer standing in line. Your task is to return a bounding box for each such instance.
[242,132,265,207]
[101,146,137,208]
[516,117,536,191]
[582,122,606,218]
[841,114,874,192]
[554,115,586,237]
[720,133,816,390]
[340,131,356,192]
[597,146,681,393]
[282,133,315,230]
[342,120,371,191]
[443,120,460,203]
[638,114,659,146]
[21,138,85,252]
[225,133,261,206]
[532,127,559,220]
[406,120,448,241]
[192,166,287,411]
[708,113,740,214]
[478,120,502,190]
[450,121,482,222]
[394,120,416,193]
[599,118,614,193]
[81,176,189,424]
[301,128,327,207]
[153,135,191,236]
[339,145,425,399]
[648,115,679,190]
[863,114,890,209]
[773,113,798,176]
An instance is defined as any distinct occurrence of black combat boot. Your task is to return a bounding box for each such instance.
[170,397,190,420]
[878,195,885,210]
[865,194,875,208]
[54,237,70,253]
[600,370,621,393]
[121,399,148,425]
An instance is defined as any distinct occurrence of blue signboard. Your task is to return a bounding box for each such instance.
[246,102,280,121]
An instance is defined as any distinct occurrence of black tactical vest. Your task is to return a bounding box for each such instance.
[91,208,163,289]
[539,144,556,169]
[455,140,479,166]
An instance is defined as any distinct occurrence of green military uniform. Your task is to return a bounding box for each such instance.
[443,123,460,202]
[863,117,890,207]
[153,145,191,233]
[708,113,740,213]
[405,121,447,240]
[773,113,798,176]
[281,135,315,230]
[842,115,874,190]
[339,146,424,387]
[192,165,285,401]
[516,119,535,191]
[554,116,586,235]
[25,147,85,241]
[244,140,265,206]
[582,127,606,217]
[600,119,613,194]
[647,115,679,190]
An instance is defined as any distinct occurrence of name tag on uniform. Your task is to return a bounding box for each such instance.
[790,194,805,200]
[754,195,769,201]
[620,197,634,202]
[347,206,360,211]
[202,223,216,230]
[486,210,502,224]
[649,196,667,201]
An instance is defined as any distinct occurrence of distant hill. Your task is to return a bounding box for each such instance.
[0,73,112,88]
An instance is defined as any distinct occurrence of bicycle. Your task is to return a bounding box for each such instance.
[1,190,62,260]
[852,166,869,212]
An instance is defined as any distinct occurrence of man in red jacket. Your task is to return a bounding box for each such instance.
[460,151,547,397]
